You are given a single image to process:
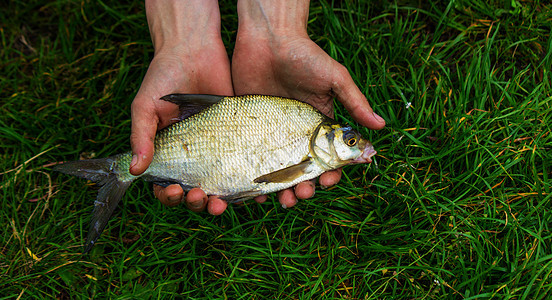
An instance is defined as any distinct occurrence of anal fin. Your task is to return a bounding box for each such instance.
[141,174,194,191]
[220,190,264,204]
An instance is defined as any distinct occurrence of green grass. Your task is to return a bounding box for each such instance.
[1,0,551,298]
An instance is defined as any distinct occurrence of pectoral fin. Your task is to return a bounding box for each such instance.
[253,159,314,184]
[160,94,225,121]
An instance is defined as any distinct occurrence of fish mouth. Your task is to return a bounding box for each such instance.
[352,143,377,164]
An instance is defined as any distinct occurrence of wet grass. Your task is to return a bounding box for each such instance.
[1,0,551,298]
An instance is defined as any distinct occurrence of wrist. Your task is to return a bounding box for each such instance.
[145,0,222,55]
[236,0,310,39]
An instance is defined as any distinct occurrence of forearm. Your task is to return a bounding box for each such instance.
[236,0,310,38]
[145,0,222,54]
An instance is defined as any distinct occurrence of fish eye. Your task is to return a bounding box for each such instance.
[343,131,358,147]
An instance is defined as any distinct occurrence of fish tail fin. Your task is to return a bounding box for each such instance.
[54,157,133,253]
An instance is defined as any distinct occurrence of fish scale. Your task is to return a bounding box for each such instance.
[147,95,326,197]
[54,94,376,252]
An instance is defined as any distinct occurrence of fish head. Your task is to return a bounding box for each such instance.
[311,121,377,170]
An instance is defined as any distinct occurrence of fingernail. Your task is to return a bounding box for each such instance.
[130,154,138,169]
[320,184,329,190]
[281,204,287,209]
[372,112,385,123]
[168,195,181,203]
[190,200,204,210]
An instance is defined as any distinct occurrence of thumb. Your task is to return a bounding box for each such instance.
[332,65,386,130]
[129,96,157,176]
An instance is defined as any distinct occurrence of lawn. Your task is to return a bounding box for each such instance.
[1,0,551,298]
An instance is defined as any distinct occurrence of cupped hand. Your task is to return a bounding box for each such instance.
[130,43,233,215]
[232,30,386,209]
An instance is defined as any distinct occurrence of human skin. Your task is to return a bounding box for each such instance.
[131,0,386,214]
[129,0,233,214]
[231,0,386,208]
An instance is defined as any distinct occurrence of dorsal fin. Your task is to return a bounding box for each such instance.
[160,94,225,121]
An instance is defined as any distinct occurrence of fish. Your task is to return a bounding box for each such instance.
[54,94,377,252]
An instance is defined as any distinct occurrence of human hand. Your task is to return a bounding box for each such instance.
[130,0,233,215]
[232,0,386,208]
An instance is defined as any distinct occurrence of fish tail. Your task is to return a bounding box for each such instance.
[54,157,134,253]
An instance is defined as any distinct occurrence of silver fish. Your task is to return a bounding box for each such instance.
[55,94,377,252]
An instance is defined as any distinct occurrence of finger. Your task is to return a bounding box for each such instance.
[186,188,208,212]
[332,64,386,130]
[277,189,297,209]
[319,169,342,188]
[154,184,184,207]
[254,195,268,203]
[129,98,158,176]
[207,196,228,215]
[294,181,315,199]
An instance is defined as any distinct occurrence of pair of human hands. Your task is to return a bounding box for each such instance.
[129,0,386,215]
